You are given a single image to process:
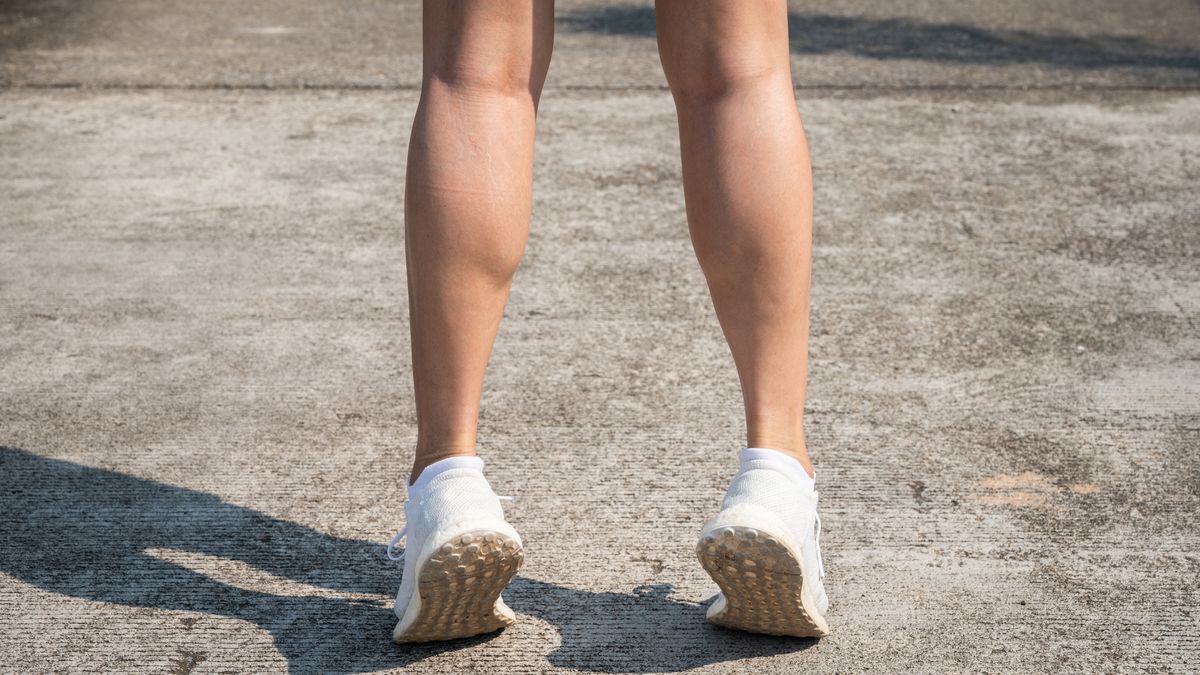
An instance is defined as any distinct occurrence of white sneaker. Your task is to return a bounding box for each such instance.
[696,452,830,637]
[388,465,523,643]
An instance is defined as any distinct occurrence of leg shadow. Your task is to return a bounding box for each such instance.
[1,447,812,674]
[0,446,483,673]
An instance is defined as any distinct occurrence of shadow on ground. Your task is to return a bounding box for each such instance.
[560,5,1200,71]
[0,448,812,673]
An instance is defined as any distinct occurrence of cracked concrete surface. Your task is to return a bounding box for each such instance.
[1,0,1198,673]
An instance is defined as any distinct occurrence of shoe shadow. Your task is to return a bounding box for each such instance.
[0,447,812,674]
[509,579,814,672]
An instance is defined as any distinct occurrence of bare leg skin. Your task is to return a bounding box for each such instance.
[405,0,554,483]
[655,0,816,476]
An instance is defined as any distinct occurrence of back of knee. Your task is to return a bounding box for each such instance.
[661,46,791,102]
[425,40,550,102]
[428,60,529,99]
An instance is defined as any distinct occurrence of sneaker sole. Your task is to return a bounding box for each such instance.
[697,525,829,638]
[392,529,524,643]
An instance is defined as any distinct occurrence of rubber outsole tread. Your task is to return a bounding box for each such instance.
[393,529,524,643]
[696,525,828,638]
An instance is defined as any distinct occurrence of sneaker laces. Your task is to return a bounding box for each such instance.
[386,525,409,562]
[387,494,515,562]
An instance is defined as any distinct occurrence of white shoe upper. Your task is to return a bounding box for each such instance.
[390,466,520,627]
[703,453,829,614]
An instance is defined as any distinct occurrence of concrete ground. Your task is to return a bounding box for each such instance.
[1,0,1198,672]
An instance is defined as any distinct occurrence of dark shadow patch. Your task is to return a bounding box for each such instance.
[510,581,813,672]
[908,479,928,504]
[559,5,1200,72]
[0,0,79,54]
[168,650,207,675]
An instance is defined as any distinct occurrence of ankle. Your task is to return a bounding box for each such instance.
[408,455,486,494]
[410,444,478,485]
[744,434,813,478]
[741,447,816,490]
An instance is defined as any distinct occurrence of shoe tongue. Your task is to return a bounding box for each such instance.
[409,455,485,498]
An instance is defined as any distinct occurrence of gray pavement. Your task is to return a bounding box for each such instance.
[1,1,1198,673]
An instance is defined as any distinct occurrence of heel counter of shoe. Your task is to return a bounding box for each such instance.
[422,470,508,524]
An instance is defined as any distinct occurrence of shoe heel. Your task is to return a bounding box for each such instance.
[697,525,829,638]
[393,529,524,643]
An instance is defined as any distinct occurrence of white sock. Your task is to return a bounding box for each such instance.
[740,447,815,491]
[409,455,485,498]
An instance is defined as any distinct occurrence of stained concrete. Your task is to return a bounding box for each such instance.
[1,1,1198,673]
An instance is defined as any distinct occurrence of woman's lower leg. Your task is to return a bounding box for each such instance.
[405,0,553,483]
[656,0,816,476]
